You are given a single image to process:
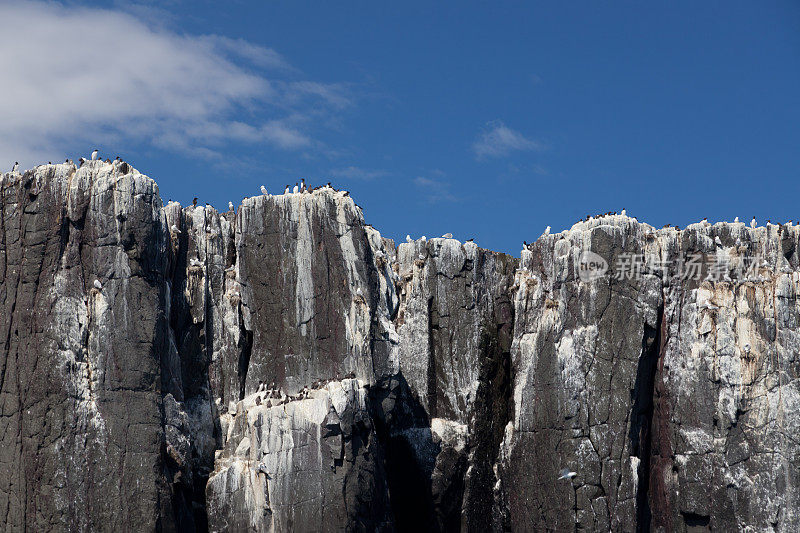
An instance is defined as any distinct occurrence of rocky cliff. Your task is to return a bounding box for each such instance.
[1,162,798,532]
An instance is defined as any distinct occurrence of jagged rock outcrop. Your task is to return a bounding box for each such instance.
[2,163,799,532]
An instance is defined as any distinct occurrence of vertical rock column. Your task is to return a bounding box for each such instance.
[0,162,173,531]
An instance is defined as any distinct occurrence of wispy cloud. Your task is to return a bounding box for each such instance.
[330,166,388,180]
[472,120,545,159]
[0,1,348,168]
[414,176,458,204]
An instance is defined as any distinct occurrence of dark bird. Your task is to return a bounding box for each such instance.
[192,197,198,207]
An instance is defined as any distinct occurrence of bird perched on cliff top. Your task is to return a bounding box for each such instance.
[621,208,627,216]
[260,185,268,195]
[750,217,757,229]
[293,183,299,194]
[170,224,181,234]
[715,236,722,245]
[734,216,739,223]
[543,226,551,236]
[93,279,103,290]
[356,287,364,297]
[91,149,98,161]
[284,185,290,194]
[557,468,576,480]
[442,233,453,239]
[406,235,413,243]
[11,162,18,172]
[300,178,306,192]
[228,201,234,211]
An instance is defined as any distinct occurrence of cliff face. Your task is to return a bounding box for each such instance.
[1,163,798,532]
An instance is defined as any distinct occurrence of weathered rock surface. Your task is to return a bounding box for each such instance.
[2,163,799,532]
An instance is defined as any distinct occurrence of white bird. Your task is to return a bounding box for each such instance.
[442,233,453,239]
[171,224,181,234]
[418,253,425,260]
[189,257,202,267]
[11,162,19,172]
[544,226,551,236]
[750,217,757,229]
[284,185,290,194]
[228,201,234,211]
[260,185,268,195]
[93,279,102,290]
[420,236,427,241]
[621,209,627,216]
[300,178,306,192]
[293,184,299,194]
[557,468,577,480]
[406,235,413,243]
[91,149,98,161]
[356,287,363,297]
[734,216,739,223]
[714,236,722,245]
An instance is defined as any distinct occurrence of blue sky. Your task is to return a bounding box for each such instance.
[2,1,799,254]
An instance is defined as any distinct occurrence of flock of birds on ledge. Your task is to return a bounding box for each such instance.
[6,152,795,249]
[228,374,358,412]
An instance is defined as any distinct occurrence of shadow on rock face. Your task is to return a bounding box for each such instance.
[369,372,443,530]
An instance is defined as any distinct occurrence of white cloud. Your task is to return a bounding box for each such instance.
[330,166,388,180]
[414,176,458,203]
[0,1,344,168]
[472,120,545,159]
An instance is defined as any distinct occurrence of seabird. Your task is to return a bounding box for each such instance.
[418,253,425,260]
[750,217,757,229]
[171,224,181,234]
[93,279,103,290]
[260,185,268,195]
[228,201,234,211]
[78,158,86,167]
[293,183,299,194]
[300,178,306,192]
[621,209,626,216]
[734,216,739,223]
[91,149,98,161]
[406,235,413,243]
[557,468,577,480]
[356,287,364,297]
[420,235,427,242]
[715,236,722,245]
[192,197,198,207]
[284,185,290,194]
[543,226,551,236]
[442,233,453,239]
